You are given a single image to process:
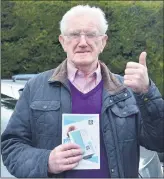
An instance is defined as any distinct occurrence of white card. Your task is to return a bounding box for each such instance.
[62,113,100,169]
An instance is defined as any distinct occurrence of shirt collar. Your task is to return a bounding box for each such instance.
[67,60,101,83]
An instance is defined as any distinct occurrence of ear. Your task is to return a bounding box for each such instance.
[102,35,108,50]
[59,35,66,52]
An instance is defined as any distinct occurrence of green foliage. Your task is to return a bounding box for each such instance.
[1,1,163,96]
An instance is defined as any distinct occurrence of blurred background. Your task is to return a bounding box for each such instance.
[1,1,164,97]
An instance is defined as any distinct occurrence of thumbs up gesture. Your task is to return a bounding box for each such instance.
[124,52,149,93]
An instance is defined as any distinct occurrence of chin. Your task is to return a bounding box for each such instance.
[74,58,94,66]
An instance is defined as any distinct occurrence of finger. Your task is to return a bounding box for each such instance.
[124,74,136,80]
[124,74,141,81]
[58,143,81,152]
[62,148,84,158]
[61,162,79,171]
[62,155,83,165]
[124,75,131,81]
[126,62,142,69]
[139,51,147,67]
[125,68,142,75]
[124,79,138,89]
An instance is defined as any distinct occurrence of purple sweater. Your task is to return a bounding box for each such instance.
[65,80,109,178]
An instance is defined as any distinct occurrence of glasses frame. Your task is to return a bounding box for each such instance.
[63,31,105,41]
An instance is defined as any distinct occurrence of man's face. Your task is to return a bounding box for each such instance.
[59,15,108,68]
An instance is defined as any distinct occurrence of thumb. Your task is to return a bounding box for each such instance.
[139,51,147,67]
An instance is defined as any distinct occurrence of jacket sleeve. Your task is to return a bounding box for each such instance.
[1,82,51,178]
[134,80,164,152]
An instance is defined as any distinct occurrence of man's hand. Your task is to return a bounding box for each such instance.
[48,143,83,174]
[124,52,149,93]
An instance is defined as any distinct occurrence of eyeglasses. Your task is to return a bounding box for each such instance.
[64,32,104,41]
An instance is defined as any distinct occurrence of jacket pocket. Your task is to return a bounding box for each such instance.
[30,100,60,136]
[110,104,139,141]
[111,104,139,118]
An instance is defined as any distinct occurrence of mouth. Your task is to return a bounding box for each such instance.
[76,51,91,54]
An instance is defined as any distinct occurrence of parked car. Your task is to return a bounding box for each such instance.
[139,146,163,177]
[1,74,38,100]
[1,75,163,178]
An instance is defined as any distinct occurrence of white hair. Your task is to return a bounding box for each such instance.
[60,5,108,35]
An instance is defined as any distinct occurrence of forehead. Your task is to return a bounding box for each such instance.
[66,15,100,32]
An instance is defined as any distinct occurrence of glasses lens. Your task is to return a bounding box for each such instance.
[66,32,102,41]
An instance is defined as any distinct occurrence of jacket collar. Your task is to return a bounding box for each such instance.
[48,59,125,95]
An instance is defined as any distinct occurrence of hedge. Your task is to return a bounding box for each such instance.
[1,1,163,96]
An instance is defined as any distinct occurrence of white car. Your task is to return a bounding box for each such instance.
[1,74,38,100]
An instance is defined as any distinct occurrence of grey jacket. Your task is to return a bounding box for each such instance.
[1,60,164,178]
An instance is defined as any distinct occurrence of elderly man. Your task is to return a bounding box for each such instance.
[1,5,164,178]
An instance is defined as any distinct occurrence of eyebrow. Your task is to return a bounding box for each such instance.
[70,30,98,34]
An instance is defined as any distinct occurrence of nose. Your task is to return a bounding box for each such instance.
[78,35,88,47]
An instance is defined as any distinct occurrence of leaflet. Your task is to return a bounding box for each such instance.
[62,113,100,169]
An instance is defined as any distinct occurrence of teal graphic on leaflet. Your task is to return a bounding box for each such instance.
[69,130,85,150]
[63,115,97,125]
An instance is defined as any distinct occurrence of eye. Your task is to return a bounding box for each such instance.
[70,32,80,38]
[86,33,96,38]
